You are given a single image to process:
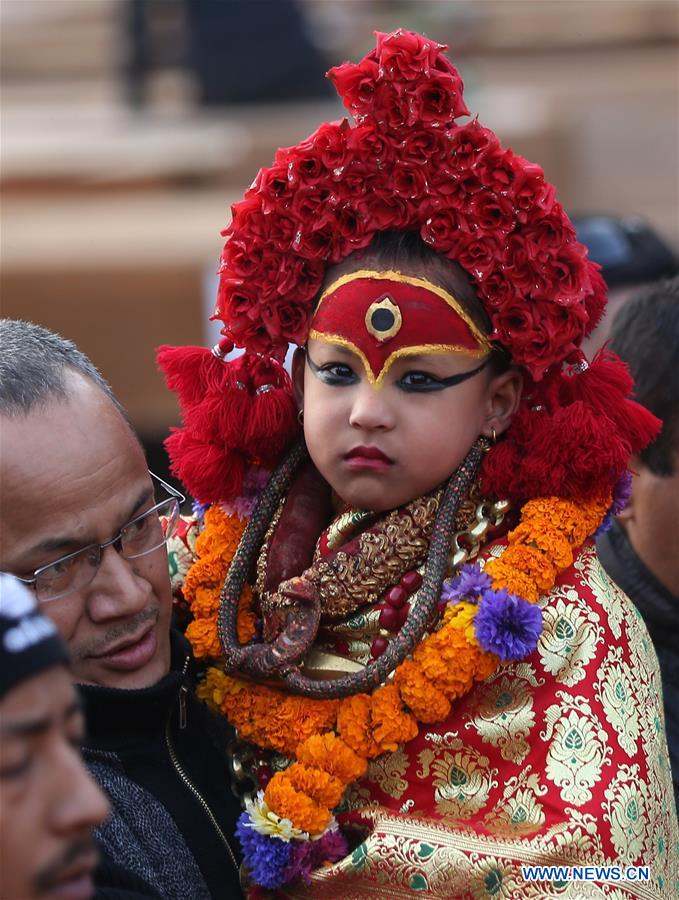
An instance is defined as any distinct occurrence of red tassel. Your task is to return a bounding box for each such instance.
[164,428,246,505]
[566,349,661,455]
[242,356,299,465]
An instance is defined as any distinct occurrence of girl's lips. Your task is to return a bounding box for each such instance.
[344,447,394,471]
[47,871,96,900]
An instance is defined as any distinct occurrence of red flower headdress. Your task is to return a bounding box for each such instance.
[159,29,658,504]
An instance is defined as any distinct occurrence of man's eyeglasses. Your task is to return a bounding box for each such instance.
[3,472,185,604]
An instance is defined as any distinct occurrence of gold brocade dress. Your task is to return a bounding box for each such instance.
[278,538,679,899]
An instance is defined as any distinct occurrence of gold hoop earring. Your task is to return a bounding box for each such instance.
[491,427,497,445]
[297,408,304,425]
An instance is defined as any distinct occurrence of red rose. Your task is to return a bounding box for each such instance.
[261,296,309,345]
[450,232,503,282]
[509,158,555,223]
[219,239,263,279]
[391,162,428,199]
[291,186,335,230]
[475,146,519,194]
[450,122,500,169]
[328,58,380,116]
[519,206,577,260]
[375,30,441,81]
[215,278,259,329]
[251,164,291,214]
[583,264,607,335]
[410,74,461,127]
[372,82,412,132]
[541,243,592,307]
[293,224,336,261]
[420,207,469,251]
[469,192,515,237]
[477,270,517,310]
[356,192,410,230]
[223,195,265,239]
[346,124,394,167]
[399,128,450,166]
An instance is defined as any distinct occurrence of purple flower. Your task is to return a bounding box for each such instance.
[283,829,348,885]
[474,588,543,662]
[223,466,271,519]
[594,470,633,537]
[441,563,492,604]
[236,812,291,889]
[192,499,209,524]
[611,470,633,515]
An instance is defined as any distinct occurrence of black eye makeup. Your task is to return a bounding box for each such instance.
[306,352,358,386]
[398,358,489,392]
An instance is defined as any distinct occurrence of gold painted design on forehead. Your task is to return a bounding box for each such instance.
[314,269,492,354]
[365,296,402,342]
[308,329,487,390]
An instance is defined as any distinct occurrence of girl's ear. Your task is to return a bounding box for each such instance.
[292,347,306,409]
[483,368,523,439]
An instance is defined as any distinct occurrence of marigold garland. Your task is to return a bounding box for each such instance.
[185,489,611,889]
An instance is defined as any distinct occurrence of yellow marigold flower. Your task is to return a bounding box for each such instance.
[196,666,233,709]
[185,616,221,660]
[444,600,479,645]
[296,733,367,784]
[265,772,331,836]
[286,763,345,809]
[395,660,451,723]
[337,694,381,759]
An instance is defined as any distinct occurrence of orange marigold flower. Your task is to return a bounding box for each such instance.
[395,660,451,723]
[296,733,368,784]
[509,521,574,571]
[265,772,331,836]
[195,506,245,560]
[236,585,257,645]
[474,648,500,681]
[485,557,540,602]
[185,616,221,660]
[286,763,345,809]
[370,685,418,752]
[190,585,220,619]
[500,544,555,593]
[184,557,228,600]
[337,694,381,758]
[412,627,475,700]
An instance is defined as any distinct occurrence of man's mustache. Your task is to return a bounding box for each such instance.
[73,605,159,661]
[34,835,99,894]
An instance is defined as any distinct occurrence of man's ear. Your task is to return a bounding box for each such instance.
[483,368,523,439]
[292,347,306,409]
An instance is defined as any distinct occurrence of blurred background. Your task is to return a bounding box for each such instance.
[1,0,678,481]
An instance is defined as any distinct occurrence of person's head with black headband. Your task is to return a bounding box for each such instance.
[0,574,109,900]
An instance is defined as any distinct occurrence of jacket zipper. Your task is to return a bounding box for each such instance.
[165,659,239,873]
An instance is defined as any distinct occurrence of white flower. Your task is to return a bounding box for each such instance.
[243,792,310,842]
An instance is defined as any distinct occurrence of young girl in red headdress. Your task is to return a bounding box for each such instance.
[159,31,678,898]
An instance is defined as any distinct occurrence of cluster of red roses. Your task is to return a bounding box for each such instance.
[215,29,606,381]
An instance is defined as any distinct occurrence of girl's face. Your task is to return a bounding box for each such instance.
[295,337,521,512]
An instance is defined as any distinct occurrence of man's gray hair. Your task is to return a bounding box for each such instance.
[0,319,124,416]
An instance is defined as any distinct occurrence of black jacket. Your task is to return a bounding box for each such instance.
[597,520,679,813]
[80,630,243,899]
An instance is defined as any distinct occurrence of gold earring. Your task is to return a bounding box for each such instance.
[491,427,497,444]
[297,408,304,425]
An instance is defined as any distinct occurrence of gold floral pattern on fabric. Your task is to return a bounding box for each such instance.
[542,692,612,806]
[574,544,624,640]
[363,746,410,802]
[595,646,640,758]
[603,764,650,861]
[417,737,498,820]
[538,592,603,686]
[483,768,547,836]
[465,670,538,764]
[278,543,679,900]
